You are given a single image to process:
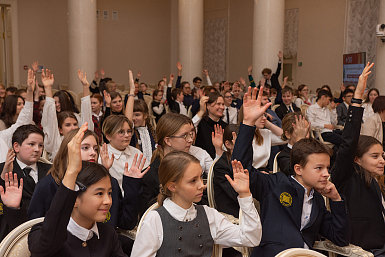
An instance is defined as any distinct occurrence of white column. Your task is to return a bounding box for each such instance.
[252,0,285,84]
[178,0,204,84]
[67,0,97,93]
[375,0,385,94]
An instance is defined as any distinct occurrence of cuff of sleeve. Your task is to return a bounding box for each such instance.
[192,115,201,124]
[24,101,33,108]
[168,84,172,88]
[237,195,253,206]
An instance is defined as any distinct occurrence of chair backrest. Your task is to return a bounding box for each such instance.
[275,248,326,257]
[51,89,58,95]
[271,104,280,111]
[165,104,170,113]
[207,158,220,209]
[116,84,125,92]
[59,84,68,91]
[269,96,276,105]
[291,96,297,103]
[187,105,193,118]
[137,202,159,232]
[38,157,52,165]
[0,217,44,257]
[147,101,157,130]
[143,95,152,105]
[273,151,281,173]
[300,104,310,117]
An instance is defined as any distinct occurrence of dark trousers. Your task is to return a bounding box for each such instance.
[321,131,342,146]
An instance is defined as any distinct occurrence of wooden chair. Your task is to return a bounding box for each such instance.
[51,89,58,95]
[269,96,276,105]
[0,217,44,257]
[309,127,335,149]
[187,105,193,118]
[143,95,152,106]
[272,104,280,112]
[165,104,170,114]
[59,84,68,91]
[275,248,326,257]
[272,152,280,174]
[300,104,310,117]
[116,84,125,92]
[17,84,27,90]
[291,96,297,103]
[147,100,157,130]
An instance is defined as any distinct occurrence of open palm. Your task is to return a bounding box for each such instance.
[41,69,54,88]
[225,160,251,198]
[242,86,271,125]
[124,153,150,178]
[0,172,23,209]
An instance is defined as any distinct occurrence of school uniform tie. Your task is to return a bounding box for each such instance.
[288,106,293,113]
[23,167,35,191]
[226,107,230,124]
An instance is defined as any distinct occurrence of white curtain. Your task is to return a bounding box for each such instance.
[284,8,299,59]
[203,18,227,83]
[346,0,379,88]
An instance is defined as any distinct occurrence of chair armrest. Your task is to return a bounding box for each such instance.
[313,240,373,257]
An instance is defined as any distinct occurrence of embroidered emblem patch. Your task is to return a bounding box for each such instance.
[280,192,292,207]
[103,211,111,223]
[0,203,3,215]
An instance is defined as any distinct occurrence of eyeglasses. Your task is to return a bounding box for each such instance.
[117,129,132,137]
[170,131,195,141]
[224,96,233,99]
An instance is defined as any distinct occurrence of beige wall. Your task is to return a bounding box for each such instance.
[286,0,346,93]
[16,0,346,92]
[18,0,68,89]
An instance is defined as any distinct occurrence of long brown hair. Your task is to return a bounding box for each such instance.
[223,124,239,164]
[151,113,192,163]
[57,111,78,130]
[238,106,263,145]
[133,99,156,149]
[0,95,24,128]
[48,129,100,184]
[110,92,124,114]
[355,135,384,192]
[102,115,133,137]
[157,151,200,206]
[203,91,224,120]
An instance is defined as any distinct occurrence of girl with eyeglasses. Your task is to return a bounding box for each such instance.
[140,112,216,216]
[238,105,287,173]
[101,115,143,193]
[295,84,311,106]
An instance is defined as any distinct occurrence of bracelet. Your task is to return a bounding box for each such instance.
[127,94,135,97]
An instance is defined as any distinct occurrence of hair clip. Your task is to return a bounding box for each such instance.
[76,181,87,192]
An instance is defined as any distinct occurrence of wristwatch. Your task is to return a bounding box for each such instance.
[351,98,363,104]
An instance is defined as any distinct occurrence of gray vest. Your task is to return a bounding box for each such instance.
[155,205,214,257]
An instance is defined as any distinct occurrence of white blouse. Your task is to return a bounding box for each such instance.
[42,95,94,160]
[252,129,286,169]
[189,145,213,174]
[131,196,262,257]
[362,102,374,123]
[136,126,152,167]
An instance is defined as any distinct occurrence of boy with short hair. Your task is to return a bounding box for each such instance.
[307,89,342,146]
[337,89,354,125]
[275,86,301,120]
[0,124,51,209]
[138,83,150,100]
[233,87,350,257]
[167,86,188,116]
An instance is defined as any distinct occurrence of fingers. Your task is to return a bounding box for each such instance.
[4,172,9,187]
[139,156,146,171]
[19,178,23,190]
[124,162,128,173]
[131,153,138,168]
[224,174,235,187]
[0,186,4,196]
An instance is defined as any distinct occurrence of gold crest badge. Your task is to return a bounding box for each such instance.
[279,192,292,207]
[0,203,3,215]
[103,211,111,223]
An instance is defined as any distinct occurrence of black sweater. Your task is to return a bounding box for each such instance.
[195,117,227,159]
[28,183,127,257]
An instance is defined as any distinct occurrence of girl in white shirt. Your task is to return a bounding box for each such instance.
[102,114,143,193]
[294,84,311,107]
[131,151,262,257]
[41,70,93,160]
[239,106,287,171]
[362,88,379,123]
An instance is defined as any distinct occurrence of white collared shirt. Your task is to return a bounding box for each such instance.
[362,102,374,123]
[222,106,238,124]
[189,145,213,174]
[136,126,152,167]
[67,217,99,242]
[285,104,294,113]
[100,144,142,195]
[306,102,337,133]
[92,110,103,121]
[16,158,38,183]
[131,196,262,257]
[287,143,293,149]
[176,100,188,116]
[291,176,314,249]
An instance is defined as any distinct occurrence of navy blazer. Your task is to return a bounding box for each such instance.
[28,174,142,230]
[336,103,348,126]
[232,123,351,257]
[275,103,301,121]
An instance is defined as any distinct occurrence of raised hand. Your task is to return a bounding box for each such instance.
[225,160,251,198]
[260,78,266,87]
[1,149,15,180]
[211,124,224,150]
[94,70,100,81]
[330,101,336,109]
[169,73,175,81]
[67,123,87,175]
[176,62,183,72]
[124,153,150,178]
[41,69,54,88]
[32,61,39,73]
[242,86,272,126]
[100,143,114,170]
[101,69,105,79]
[315,180,341,201]
[248,65,252,75]
[283,76,288,87]
[239,77,246,85]
[293,115,310,140]
[0,172,23,209]
[340,83,346,92]
[103,90,111,107]
[278,51,283,61]
[202,70,209,77]
[27,69,36,93]
[137,70,141,78]
[129,70,135,94]
[355,62,374,99]
[78,70,89,87]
